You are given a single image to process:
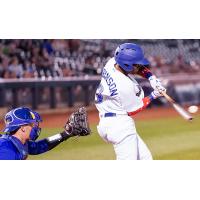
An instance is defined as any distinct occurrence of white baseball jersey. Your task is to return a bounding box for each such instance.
[95,58,152,160]
[95,57,144,115]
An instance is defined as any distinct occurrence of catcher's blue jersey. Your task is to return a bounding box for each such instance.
[0,134,50,160]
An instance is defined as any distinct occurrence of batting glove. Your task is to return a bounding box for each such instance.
[149,75,166,93]
[150,90,164,99]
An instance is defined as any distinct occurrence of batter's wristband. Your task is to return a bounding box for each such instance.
[148,93,155,101]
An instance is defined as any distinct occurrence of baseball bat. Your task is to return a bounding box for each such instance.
[160,91,193,121]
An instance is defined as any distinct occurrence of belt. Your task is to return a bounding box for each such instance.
[100,112,116,117]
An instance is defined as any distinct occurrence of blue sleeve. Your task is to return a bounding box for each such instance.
[28,139,49,155]
[0,143,17,160]
[28,133,70,155]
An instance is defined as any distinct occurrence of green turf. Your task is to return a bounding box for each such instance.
[29,115,200,160]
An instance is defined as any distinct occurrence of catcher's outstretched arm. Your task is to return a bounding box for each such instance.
[28,131,71,155]
[28,107,91,155]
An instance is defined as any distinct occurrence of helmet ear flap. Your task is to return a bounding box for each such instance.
[124,63,134,72]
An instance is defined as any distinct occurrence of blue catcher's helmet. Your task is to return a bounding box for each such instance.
[2,107,42,133]
[114,43,149,72]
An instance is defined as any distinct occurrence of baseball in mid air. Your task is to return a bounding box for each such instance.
[188,105,199,114]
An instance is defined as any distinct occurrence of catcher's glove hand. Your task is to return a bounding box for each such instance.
[64,107,91,137]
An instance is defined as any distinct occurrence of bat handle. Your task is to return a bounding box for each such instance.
[160,91,175,104]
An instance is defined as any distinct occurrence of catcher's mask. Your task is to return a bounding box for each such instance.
[2,107,42,141]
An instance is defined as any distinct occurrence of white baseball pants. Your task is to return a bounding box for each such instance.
[97,115,152,160]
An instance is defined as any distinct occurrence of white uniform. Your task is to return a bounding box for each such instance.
[95,58,152,160]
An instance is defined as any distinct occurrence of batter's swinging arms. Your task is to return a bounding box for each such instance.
[95,43,166,160]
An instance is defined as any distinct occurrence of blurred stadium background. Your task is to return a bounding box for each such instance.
[0,39,200,159]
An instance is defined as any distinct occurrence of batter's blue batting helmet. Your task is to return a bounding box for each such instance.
[2,107,42,133]
[114,43,149,72]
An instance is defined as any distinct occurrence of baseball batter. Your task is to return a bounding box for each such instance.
[95,43,166,160]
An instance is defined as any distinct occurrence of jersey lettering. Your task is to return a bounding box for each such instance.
[102,68,118,96]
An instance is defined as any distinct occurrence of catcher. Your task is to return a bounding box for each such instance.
[0,107,91,160]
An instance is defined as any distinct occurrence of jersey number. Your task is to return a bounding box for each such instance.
[95,83,104,104]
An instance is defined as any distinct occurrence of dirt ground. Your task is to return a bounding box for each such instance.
[0,106,198,129]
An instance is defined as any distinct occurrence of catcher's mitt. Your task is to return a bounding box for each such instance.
[64,107,91,137]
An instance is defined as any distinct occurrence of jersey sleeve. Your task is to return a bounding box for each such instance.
[28,139,49,155]
[0,142,16,160]
[28,132,70,155]
[118,81,144,113]
[127,96,152,116]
